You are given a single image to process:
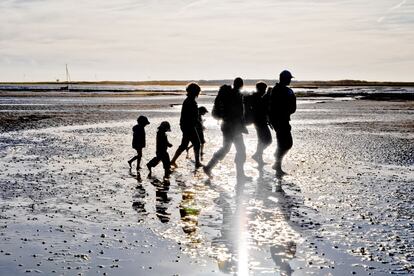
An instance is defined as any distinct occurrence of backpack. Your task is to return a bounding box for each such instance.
[212,93,224,119]
[212,85,231,119]
[243,94,255,125]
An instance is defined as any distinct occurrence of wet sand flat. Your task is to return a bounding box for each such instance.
[0,93,413,275]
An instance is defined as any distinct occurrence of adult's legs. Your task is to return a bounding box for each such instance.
[170,134,190,167]
[171,129,201,168]
[274,129,293,176]
[233,133,248,179]
[253,124,271,163]
[204,132,232,174]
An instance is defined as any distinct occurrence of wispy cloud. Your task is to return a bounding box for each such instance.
[378,0,409,22]
[391,0,407,10]
[0,0,413,81]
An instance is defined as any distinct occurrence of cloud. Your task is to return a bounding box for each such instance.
[390,0,407,10]
[0,0,413,81]
[377,0,411,23]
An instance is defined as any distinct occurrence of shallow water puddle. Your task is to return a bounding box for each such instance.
[1,99,413,275]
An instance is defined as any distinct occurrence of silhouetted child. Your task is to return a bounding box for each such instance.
[147,121,173,178]
[128,115,150,170]
[186,106,208,160]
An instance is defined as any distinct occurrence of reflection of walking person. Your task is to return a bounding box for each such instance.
[170,83,203,169]
[147,121,173,178]
[128,115,150,170]
[269,70,296,178]
[204,78,250,181]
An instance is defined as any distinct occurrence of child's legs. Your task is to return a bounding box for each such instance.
[136,148,143,168]
[160,152,171,171]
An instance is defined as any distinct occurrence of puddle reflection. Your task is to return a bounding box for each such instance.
[151,178,171,223]
[130,165,304,275]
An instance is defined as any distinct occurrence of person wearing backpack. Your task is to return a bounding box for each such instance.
[204,78,250,181]
[269,70,296,178]
[246,82,272,166]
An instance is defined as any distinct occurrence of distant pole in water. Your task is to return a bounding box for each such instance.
[66,64,71,91]
[61,64,71,91]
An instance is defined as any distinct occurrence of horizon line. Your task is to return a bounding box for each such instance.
[1,79,414,84]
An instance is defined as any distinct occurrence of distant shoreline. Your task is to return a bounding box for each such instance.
[0,89,413,101]
[1,79,414,87]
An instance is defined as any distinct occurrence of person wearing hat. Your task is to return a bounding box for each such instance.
[170,82,203,169]
[269,70,296,178]
[128,115,150,171]
[147,121,173,178]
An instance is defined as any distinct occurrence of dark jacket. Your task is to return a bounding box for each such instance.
[180,97,200,131]
[132,124,145,149]
[156,130,172,154]
[221,89,248,134]
[269,84,296,127]
[245,92,269,126]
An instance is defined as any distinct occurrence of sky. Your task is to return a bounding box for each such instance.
[0,0,413,82]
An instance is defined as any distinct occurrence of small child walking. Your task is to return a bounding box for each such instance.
[128,115,150,170]
[147,121,173,178]
[186,106,208,160]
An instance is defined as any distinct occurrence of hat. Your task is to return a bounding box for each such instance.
[137,115,150,125]
[159,121,171,132]
[279,70,294,80]
[198,106,208,115]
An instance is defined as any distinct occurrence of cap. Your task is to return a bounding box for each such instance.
[159,121,171,132]
[280,70,294,80]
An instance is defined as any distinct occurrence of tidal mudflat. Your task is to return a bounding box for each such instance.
[0,92,413,275]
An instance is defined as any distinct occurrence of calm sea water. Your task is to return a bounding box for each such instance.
[0,83,413,95]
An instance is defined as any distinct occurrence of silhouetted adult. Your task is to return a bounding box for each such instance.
[204,78,250,180]
[245,82,272,165]
[269,70,296,178]
[170,83,202,169]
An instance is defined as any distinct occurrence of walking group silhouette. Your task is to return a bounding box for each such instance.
[128,70,296,180]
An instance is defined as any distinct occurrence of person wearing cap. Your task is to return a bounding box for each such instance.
[269,70,296,178]
[128,115,150,171]
[170,83,203,169]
